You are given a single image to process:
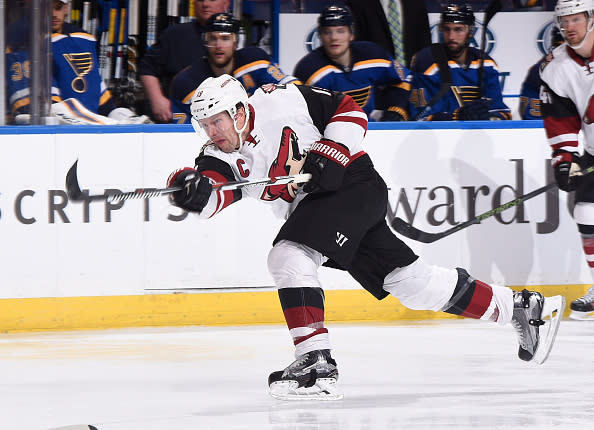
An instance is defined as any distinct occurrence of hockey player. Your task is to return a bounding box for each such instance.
[166,74,565,400]
[518,27,564,120]
[409,2,511,121]
[540,0,594,319]
[139,0,230,123]
[6,0,148,125]
[169,13,299,124]
[292,5,411,121]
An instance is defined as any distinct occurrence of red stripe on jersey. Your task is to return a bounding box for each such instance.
[201,169,236,216]
[461,279,493,319]
[283,306,325,330]
[329,95,368,132]
[543,116,581,151]
[582,237,594,255]
[294,328,329,346]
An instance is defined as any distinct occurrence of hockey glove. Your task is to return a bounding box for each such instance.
[454,98,491,121]
[552,150,582,192]
[167,167,212,212]
[381,110,405,122]
[302,139,350,193]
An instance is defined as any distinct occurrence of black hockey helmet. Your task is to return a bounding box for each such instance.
[551,26,564,48]
[318,4,354,28]
[206,12,240,34]
[440,2,475,26]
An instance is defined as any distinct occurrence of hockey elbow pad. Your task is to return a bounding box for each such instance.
[167,167,213,212]
[552,150,582,192]
[302,139,350,193]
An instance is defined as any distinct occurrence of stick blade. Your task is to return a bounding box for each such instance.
[390,217,441,243]
[65,160,85,201]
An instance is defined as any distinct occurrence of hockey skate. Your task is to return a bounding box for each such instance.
[569,286,594,320]
[511,289,565,365]
[268,349,343,401]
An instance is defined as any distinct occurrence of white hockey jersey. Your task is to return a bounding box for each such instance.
[194,83,368,220]
[540,43,594,155]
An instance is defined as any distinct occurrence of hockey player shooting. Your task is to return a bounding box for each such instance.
[541,0,594,320]
[167,74,565,400]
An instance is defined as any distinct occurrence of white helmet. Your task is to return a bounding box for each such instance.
[555,0,594,48]
[190,74,250,150]
[555,0,594,18]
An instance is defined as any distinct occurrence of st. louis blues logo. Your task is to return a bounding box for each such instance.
[430,21,496,55]
[537,21,559,55]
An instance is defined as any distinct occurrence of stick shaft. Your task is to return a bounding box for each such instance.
[65,161,311,203]
[391,164,594,243]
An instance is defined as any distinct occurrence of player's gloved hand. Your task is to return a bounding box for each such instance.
[454,98,491,121]
[302,139,350,193]
[381,110,405,122]
[552,150,582,192]
[166,167,212,212]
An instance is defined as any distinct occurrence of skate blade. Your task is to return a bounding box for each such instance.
[533,295,566,365]
[569,310,594,320]
[269,378,343,401]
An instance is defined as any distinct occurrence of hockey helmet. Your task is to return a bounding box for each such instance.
[555,0,594,48]
[318,5,353,28]
[440,2,475,26]
[550,26,564,48]
[206,12,240,34]
[190,75,250,150]
[554,0,594,19]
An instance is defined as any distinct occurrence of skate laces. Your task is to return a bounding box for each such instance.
[511,316,528,348]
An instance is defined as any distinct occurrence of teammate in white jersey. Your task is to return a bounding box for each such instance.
[540,0,594,320]
[167,74,564,400]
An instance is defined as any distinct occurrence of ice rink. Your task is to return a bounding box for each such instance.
[2,319,593,430]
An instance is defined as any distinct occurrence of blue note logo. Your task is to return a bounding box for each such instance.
[304,27,321,52]
[537,21,559,55]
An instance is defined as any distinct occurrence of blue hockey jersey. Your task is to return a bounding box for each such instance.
[6,22,113,117]
[409,45,511,120]
[518,54,552,120]
[169,46,299,124]
[293,41,411,120]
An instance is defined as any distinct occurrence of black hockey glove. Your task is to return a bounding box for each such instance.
[381,110,405,122]
[454,98,491,121]
[552,150,582,192]
[167,167,212,212]
[302,139,351,194]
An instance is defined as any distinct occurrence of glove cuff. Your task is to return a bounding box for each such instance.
[167,167,196,188]
[309,139,351,167]
[551,150,577,168]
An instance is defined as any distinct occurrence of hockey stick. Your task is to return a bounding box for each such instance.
[65,160,312,203]
[413,81,451,121]
[390,165,594,243]
[478,0,502,96]
[413,44,452,121]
